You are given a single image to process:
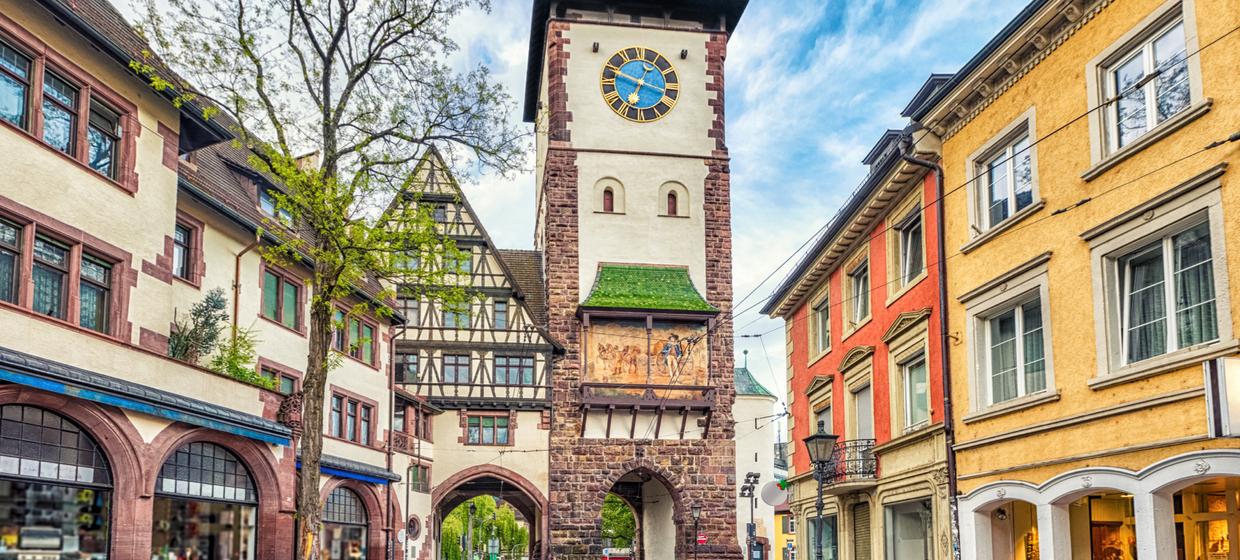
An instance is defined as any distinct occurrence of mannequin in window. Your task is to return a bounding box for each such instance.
[603,188,615,213]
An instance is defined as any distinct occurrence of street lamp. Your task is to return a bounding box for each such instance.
[740,472,760,560]
[468,502,477,560]
[691,504,702,560]
[803,421,840,560]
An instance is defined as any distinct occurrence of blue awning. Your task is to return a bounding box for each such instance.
[0,346,291,446]
[297,454,401,485]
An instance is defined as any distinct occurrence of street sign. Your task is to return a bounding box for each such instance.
[697,533,707,545]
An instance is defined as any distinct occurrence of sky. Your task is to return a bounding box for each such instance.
[119,0,1031,434]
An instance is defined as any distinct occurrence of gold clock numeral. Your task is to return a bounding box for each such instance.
[603,90,621,105]
[601,47,677,123]
[601,78,616,88]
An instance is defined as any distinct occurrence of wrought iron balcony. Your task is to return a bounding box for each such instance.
[821,439,877,490]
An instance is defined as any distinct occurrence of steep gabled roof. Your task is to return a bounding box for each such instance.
[498,249,547,327]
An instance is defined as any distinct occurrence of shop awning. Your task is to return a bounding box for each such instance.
[297,454,402,485]
[0,346,291,446]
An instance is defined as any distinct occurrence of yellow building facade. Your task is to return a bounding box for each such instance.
[907,0,1240,558]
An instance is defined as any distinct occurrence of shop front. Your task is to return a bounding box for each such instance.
[0,404,111,559]
[322,487,369,560]
[150,441,260,560]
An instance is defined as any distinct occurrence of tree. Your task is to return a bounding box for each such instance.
[439,496,528,560]
[602,493,637,549]
[131,1,525,558]
[168,287,228,364]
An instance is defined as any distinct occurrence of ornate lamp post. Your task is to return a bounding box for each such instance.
[803,421,840,560]
[691,504,702,560]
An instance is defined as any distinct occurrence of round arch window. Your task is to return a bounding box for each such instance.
[323,486,369,559]
[151,441,258,559]
[0,405,112,556]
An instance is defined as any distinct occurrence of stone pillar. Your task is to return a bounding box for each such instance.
[1035,503,1072,560]
[1133,491,1176,558]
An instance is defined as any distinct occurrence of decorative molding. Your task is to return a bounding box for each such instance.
[806,374,834,397]
[958,251,1052,304]
[839,345,875,374]
[1080,163,1227,242]
[881,308,932,343]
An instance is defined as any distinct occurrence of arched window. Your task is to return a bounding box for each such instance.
[152,442,258,558]
[324,487,370,559]
[667,192,678,216]
[603,188,615,213]
[0,405,112,556]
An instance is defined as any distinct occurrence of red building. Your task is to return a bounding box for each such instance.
[762,128,950,560]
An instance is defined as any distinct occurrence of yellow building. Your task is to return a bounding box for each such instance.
[775,504,797,560]
[906,0,1240,557]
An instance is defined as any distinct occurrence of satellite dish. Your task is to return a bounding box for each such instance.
[760,480,788,506]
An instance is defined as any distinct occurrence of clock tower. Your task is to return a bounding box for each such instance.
[524,1,747,558]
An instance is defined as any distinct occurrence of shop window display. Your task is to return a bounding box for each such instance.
[322,487,368,560]
[150,442,257,560]
[0,405,111,558]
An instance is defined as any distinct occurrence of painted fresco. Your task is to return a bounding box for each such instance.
[587,319,708,396]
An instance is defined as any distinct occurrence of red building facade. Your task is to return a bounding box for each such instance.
[764,131,951,560]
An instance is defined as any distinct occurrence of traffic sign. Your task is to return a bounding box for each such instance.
[697,533,707,545]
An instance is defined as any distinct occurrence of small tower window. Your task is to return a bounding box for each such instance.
[603,188,615,213]
[667,192,678,216]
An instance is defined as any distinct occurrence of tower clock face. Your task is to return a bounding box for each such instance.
[600,47,679,123]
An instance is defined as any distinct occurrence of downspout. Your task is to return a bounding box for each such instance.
[388,323,408,560]
[232,235,261,341]
[899,127,960,560]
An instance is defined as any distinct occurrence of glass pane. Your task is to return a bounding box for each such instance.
[985,153,1009,227]
[885,500,933,560]
[1153,21,1190,123]
[854,385,873,439]
[155,441,254,502]
[1113,53,1148,148]
[1,482,112,556]
[905,357,929,427]
[1174,222,1217,348]
[87,125,116,177]
[902,216,923,284]
[262,271,279,320]
[1021,299,1046,394]
[81,256,110,284]
[1126,245,1167,362]
[279,376,295,395]
[34,238,67,267]
[361,325,374,363]
[281,280,297,329]
[32,264,65,319]
[990,309,1018,403]
[0,42,29,79]
[1012,135,1033,211]
[43,74,76,107]
[0,73,26,127]
[259,190,276,216]
[323,487,367,525]
[79,283,107,332]
[0,249,14,303]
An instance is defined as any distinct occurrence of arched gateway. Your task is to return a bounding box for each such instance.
[431,466,548,559]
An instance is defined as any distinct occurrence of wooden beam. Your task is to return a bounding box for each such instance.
[678,407,689,439]
[654,405,666,439]
[703,408,714,438]
[605,405,615,439]
[581,405,590,437]
[630,405,640,438]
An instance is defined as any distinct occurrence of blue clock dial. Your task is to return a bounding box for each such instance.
[600,47,679,122]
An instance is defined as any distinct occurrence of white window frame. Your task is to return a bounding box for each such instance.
[1102,16,1191,154]
[980,293,1047,407]
[961,253,1057,418]
[901,352,930,432]
[845,253,871,334]
[962,107,1040,251]
[1084,0,1207,175]
[809,285,831,361]
[887,187,928,301]
[1085,167,1234,386]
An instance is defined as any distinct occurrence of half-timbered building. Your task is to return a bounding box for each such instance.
[390,150,559,560]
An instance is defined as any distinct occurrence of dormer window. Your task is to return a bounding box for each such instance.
[258,187,292,225]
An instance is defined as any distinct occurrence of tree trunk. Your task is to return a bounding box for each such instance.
[298,259,337,560]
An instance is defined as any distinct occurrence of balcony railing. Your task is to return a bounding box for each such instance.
[390,430,417,455]
[580,382,716,409]
[825,439,877,485]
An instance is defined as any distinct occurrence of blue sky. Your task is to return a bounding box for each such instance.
[120,0,1031,426]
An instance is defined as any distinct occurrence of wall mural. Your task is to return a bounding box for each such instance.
[587,319,709,396]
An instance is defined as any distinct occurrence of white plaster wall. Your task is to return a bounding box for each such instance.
[583,408,710,440]
[642,478,677,560]
[734,394,779,553]
[429,410,550,501]
[575,152,708,300]
[561,24,716,156]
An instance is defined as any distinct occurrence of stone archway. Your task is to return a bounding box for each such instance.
[321,477,393,559]
[597,462,688,560]
[431,465,549,560]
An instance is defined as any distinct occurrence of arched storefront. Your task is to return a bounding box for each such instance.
[323,486,370,560]
[0,404,112,557]
[150,441,259,559]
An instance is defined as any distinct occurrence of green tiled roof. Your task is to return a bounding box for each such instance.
[582,264,717,312]
[735,366,776,398]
